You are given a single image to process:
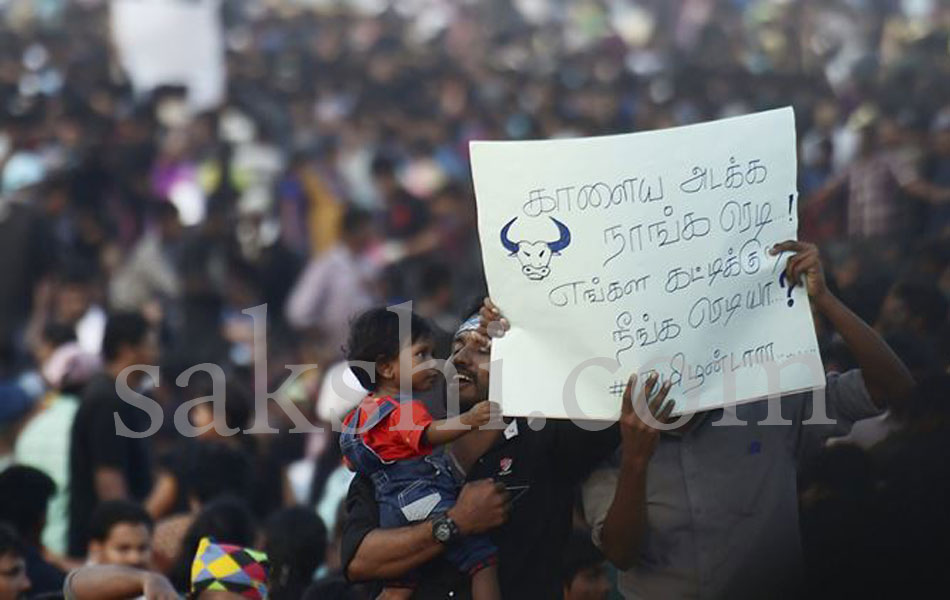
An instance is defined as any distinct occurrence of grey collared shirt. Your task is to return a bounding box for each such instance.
[582,370,880,600]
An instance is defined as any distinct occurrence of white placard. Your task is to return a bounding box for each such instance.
[110,0,225,112]
[471,108,825,420]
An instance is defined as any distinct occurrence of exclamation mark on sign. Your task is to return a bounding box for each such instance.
[788,194,795,221]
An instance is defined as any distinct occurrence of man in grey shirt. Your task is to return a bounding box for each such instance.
[580,241,914,599]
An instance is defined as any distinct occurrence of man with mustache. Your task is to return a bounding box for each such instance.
[339,304,628,598]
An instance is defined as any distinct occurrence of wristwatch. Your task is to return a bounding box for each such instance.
[431,514,460,544]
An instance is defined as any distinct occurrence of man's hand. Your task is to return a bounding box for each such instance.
[447,479,510,535]
[619,373,674,466]
[476,297,510,345]
[142,573,178,600]
[460,400,496,428]
[771,240,828,303]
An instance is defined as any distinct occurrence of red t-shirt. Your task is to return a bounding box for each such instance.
[343,396,434,461]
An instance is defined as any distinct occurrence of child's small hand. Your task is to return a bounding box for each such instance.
[461,400,495,428]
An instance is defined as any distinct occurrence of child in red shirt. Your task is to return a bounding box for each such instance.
[341,307,499,599]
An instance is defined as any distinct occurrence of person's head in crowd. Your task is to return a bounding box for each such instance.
[880,332,941,387]
[189,537,269,600]
[52,263,97,327]
[172,496,256,592]
[561,529,610,600]
[37,323,102,395]
[345,307,438,395]
[0,524,30,600]
[188,381,253,442]
[0,467,55,548]
[876,280,949,338]
[370,154,400,200]
[340,206,375,255]
[33,322,76,370]
[902,374,950,432]
[151,201,183,243]
[101,311,157,371]
[186,442,253,510]
[417,262,453,317]
[262,507,327,600]
[87,500,154,570]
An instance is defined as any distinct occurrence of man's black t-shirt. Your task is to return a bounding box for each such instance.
[68,372,153,557]
[340,418,619,598]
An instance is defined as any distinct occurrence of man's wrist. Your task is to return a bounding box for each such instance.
[445,507,470,536]
[620,446,651,471]
[812,289,836,312]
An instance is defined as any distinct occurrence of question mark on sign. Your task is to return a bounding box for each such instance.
[778,271,794,307]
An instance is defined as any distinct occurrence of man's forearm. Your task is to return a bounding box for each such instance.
[66,566,147,599]
[815,292,914,409]
[347,520,444,581]
[599,452,650,571]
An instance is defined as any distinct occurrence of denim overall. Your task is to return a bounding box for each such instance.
[340,397,496,575]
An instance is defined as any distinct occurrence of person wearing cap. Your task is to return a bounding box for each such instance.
[340,301,621,598]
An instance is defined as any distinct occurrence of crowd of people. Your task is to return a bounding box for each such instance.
[0,0,948,598]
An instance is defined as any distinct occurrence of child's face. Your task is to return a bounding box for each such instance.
[380,338,439,393]
[90,522,152,570]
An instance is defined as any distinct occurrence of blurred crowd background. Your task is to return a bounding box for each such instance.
[0,0,948,598]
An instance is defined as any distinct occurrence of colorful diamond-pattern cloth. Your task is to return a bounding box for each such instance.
[191,537,269,599]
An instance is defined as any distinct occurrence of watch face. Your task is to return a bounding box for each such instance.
[434,521,452,542]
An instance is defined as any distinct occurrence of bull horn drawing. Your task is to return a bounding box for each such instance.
[547,218,571,254]
[500,217,520,255]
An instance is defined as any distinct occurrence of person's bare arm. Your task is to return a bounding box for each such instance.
[94,467,128,502]
[144,472,178,519]
[599,374,674,570]
[772,241,915,410]
[423,401,493,447]
[347,479,509,581]
[66,565,177,600]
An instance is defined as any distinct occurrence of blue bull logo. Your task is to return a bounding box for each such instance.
[500,217,571,281]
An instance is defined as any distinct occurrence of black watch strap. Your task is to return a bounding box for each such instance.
[432,514,460,544]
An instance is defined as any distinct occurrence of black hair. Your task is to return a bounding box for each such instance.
[149,201,180,223]
[187,442,252,505]
[41,322,77,347]
[561,528,606,586]
[56,259,97,287]
[0,466,56,540]
[344,307,434,391]
[264,507,328,600]
[419,262,452,298]
[0,523,24,559]
[370,153,396,177]
[88,500,153,542]
[171,496,257,591]
[102,311,149,362]
[341,206,373,236]
[893,281,949,331]
[904,373,950,425]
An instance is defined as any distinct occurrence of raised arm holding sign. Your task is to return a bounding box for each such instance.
[471,107,825,419]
